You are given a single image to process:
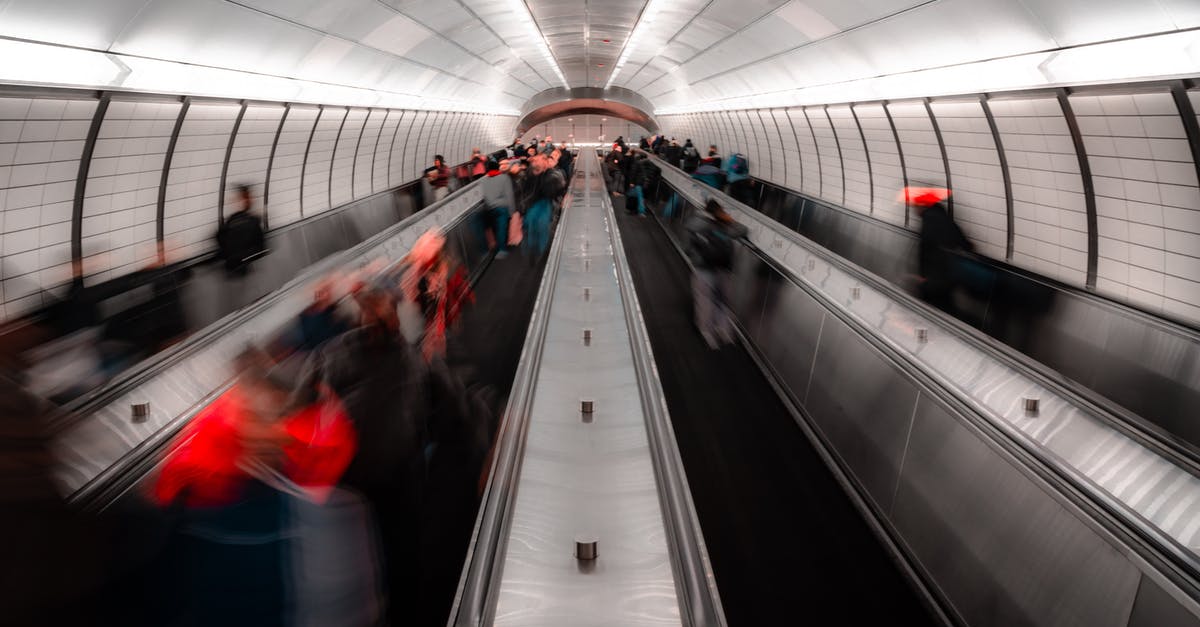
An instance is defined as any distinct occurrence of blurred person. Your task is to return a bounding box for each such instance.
[686,199,748,349]
[725,151,753,205]
[664,138,683,169]
[422,166,439,207]
[557,145,574,179]
[216,184,267,278]
[521,154,566,260]
[542,135,555,154]
[469,147,487,180]
[627,152,656,217]
[692,160,727,190]
[605,145,626,193]
[291,277,472,620]
[398,229,474,362]
[909,187,973,312]
[702,145,722,169]
[0,355,113,626]
[431,155,451,202]
[155,347,373,627]
[296,278,352,352]
[681,139,700,173]
[639,135,650,150]
[479,158,516,259]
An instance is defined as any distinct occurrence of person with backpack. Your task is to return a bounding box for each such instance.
[725,152,753,205]
[702,145,722,169]
[521,153,565,259]
[216,184,267,277]
[430,155,451,202]
[681,139,700,173]
[628,151,656,216]
[686,199,747,349]
[664,138,683,169]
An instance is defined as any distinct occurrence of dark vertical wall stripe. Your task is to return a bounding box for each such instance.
[1056,89,1099,289]
[350,107,371,199]
[298,104,324,219]
[768,108,788,185]
[387,110,407,189]
[802,107,823,196]
[923,97,954,217]
[157,97,191,245]
[850,105,874,214]
[824,105,846,205]
[71,93,111,273]
[1170,82,1200,201]
[261,103,291,231]
[980,95,1015,261]
[883,102,911,226]
[755,109,774,180]
[217,100,248,223]
[328,106,350,209]
[784,108,805,191]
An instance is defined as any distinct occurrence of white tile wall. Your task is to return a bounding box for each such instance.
[853,103,907,227]
[887,100,948,199]
[382,110,410,188]
[787,108,822,197]
[762,110,788,185]
[717,111,738,157]
[162,102,240,261]
[82,99,183,285]
[828,105,872,216]
[931,99,1009,260]
[735,110,764,178]
[226,104,285,232]
[807,106,845,207]
[409,112,433,181]
[1075,91,1200,323]
[266,105,319,228]
[353,109,386,199]
[330,108,367,208]
[773,109,804,193]
[300,106,345,217]
[0,96,96,319]
[990,96,1089,286]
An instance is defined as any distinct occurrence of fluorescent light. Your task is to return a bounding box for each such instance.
[507,0,569,88]
[605,0,668,89]
[0,37,518,115]
[655,29,1200,114]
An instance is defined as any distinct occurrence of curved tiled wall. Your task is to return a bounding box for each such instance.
[656,82,1200,327]
[0,88,515,321]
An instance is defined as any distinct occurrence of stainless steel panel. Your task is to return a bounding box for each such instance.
[492,155,680,626]
[804,315,919,513]
[1126,575,1200,627]
[891,393,1141,627]
[755,278,825,407]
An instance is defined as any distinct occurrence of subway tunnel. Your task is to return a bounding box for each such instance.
[1,1,1199,626]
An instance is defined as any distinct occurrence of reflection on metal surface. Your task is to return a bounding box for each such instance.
[656,159,1200,624]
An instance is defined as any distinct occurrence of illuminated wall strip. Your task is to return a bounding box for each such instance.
[605,0,668,89]
[0,37,519,115]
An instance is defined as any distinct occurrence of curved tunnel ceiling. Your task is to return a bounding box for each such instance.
[0,0,1196,114]
[516,87,659,135]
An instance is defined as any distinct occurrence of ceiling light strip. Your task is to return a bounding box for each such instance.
[605,0,668,89]
[0,37,520,114]
[509,0,569,88]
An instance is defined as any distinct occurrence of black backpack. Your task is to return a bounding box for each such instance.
[217,211,266,272]
[692,225,735,270]
[682,146,700,170]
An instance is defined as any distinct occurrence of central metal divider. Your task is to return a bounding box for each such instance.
[451,155,722,626]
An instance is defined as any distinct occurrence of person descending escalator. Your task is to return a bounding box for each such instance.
[521,153,566,261]
[397,229,474,363]
[430,155,452,203]
[686,199,748,349]
[289,279,474,624]
[664,138,683,169]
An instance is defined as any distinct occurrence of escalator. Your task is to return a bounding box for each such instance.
[610,189,938,625]
[53,190,552,627]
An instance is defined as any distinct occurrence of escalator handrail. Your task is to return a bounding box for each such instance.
[596,158,727,627]
[651,156,1200,595]
[651,154,1200,472]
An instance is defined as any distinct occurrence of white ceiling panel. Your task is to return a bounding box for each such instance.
[0,0,1197,115]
